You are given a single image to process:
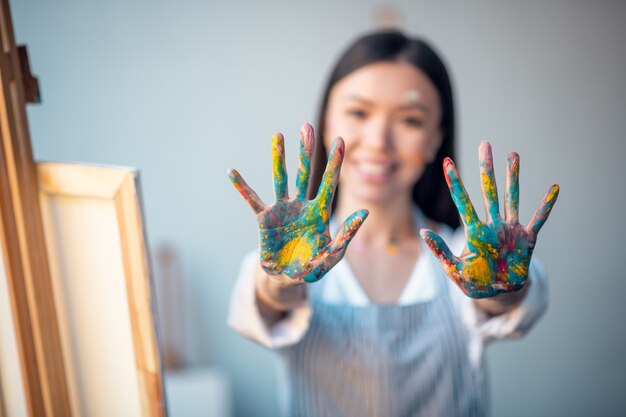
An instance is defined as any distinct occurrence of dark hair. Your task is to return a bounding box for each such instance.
[309,30,460,229]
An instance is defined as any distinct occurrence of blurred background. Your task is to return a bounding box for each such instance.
[10,0,626,416]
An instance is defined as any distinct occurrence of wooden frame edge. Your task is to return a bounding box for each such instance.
[37,163,165,417]
[0,0,71,415]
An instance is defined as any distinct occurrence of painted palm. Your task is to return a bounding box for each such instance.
[421,142,559,298]
[228,123,368,283]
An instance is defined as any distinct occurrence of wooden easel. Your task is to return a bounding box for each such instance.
[0,1,166,416]
[0,0,71,414]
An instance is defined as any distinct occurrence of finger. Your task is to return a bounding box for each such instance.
[302,209,368,283]
[493,282,524,293]
[479,142,501,224]
[227,168,265,214]
[295,123,314,200]
[327,209,368,254]
[420,229,461,276]
[527,184,559,236]
[443,157,480,227]
[272,132,288,200]
[314,137,344,215]
[504,152,520,223]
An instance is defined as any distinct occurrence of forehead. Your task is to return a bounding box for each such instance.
[330,61,441,109]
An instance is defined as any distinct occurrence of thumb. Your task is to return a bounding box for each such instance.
[302,209,368,283]
[420,229,461,277]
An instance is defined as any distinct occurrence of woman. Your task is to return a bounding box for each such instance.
[227,30,559,417]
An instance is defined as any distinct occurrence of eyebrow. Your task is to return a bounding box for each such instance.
[344,94,431,113]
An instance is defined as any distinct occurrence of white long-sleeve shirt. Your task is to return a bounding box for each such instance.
[228,221,548,370]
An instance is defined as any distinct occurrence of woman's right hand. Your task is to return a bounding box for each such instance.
[228,123,368,286]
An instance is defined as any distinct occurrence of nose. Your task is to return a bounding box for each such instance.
[361,116,392,151]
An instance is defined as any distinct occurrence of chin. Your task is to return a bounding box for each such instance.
[345,183,404,207]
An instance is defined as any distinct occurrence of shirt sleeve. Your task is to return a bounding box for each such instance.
[226,250,313,349]
[473,257,548,343]
[448,228,549,343]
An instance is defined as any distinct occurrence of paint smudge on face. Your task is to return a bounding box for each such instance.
[421,142,559,299]
[404,89,422,103]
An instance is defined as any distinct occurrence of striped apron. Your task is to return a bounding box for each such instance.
[278,263,487,417]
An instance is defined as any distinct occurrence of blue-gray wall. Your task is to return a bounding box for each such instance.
[11,1,626,416]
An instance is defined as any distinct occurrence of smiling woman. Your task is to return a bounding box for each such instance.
[227,30,558,417]
[323,62,443,206]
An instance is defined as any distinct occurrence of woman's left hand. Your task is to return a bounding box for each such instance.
[420,142,559,299]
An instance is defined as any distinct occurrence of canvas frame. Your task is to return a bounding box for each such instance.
[36,161,165,417]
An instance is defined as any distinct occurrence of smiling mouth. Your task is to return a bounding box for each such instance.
[352,160,396,181]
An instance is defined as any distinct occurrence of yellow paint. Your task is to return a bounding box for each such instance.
[509,262,528,278]
[272,133,284,180]
[463,257,492,287]
[545,185,559,202]
[320,209,328,223]
[276,236,314,266]
[315,195,329,222]
[444,263,459,277]
[471,238,499,259]
[481,172,497,201]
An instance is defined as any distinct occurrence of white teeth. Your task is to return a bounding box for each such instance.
[358,162,391,175]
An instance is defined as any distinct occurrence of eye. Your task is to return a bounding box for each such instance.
[402,116,424,127]
[346,108,368,119]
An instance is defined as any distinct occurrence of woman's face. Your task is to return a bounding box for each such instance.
[324,61,443,206]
